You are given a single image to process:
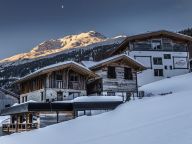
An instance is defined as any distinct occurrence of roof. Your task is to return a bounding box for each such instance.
[0,98,123,116]
[0,87,19,99]
[82,54,146,71]
[16,61,98,83]
[112,30,192,55]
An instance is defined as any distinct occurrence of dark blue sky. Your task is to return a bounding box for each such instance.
[0,0,192,60]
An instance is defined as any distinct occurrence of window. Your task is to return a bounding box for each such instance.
[107,92,115,96]
[22,97,25,103]
[124,68,133,80]
[69,74,78,81]
[164,66,167,70]
[56,74,63,81]
[133,41,151,51]
[22,96,27,103]
[152,40,162,50]
[25,96,27,102]
[107,66,116,79]
[153,57,163,65]
[164,54,171,59]
[154,69,164,76]
[170,66,173,70]
[41,92,44,101]
[57,91,63,101]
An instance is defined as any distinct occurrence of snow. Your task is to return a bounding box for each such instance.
[73,96,123,102]
[81,61,97,68]
[82,54,145,69]
[1,73,192,144]
[139,73,192,95]
[18,61,92,82]
[0,116,9,127]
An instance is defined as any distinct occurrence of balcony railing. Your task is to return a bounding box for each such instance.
[2,123,39,133]
[68,82,81,90]
[49,81,83,90]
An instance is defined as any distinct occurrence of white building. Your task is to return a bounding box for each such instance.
[112,30,192,86]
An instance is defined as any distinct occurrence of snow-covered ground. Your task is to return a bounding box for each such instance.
[139,73,192,95]
[0,116,9,127]
[0,73,192,144]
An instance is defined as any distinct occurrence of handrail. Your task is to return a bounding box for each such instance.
[2,123,39,132]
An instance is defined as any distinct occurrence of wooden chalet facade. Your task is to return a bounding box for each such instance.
[17,61,97,103]
[82,54,146,99]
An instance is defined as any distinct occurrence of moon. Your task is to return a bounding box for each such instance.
[61,5,64,9]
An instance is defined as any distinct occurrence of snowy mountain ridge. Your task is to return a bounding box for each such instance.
[0,31,126,67]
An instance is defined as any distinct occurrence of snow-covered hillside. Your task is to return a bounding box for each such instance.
[0,73,192,144]
[139,73,192,95]
[0,31,126,66]
[0,116,8,127]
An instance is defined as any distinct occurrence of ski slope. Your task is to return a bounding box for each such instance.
[0,73,192,144]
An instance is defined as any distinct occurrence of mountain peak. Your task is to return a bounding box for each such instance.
[31,31,107,53]
[0,31,126,65]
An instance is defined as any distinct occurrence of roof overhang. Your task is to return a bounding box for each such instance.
[16,61,98,83]
[89,54,146,71]
[112,30,192,55]
[0,101,123,116]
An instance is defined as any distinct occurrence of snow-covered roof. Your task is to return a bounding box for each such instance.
[73,96,123,102]
[16,61,98,83]
[81,61,98,68]
[112,30,192,55]
[82,54,146,71]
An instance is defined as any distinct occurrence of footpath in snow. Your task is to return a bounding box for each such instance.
[0,73,192,144]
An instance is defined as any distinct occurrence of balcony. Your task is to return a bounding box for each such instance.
[2,123,39,133]
[49,81,84,90]
[68,81,81,90]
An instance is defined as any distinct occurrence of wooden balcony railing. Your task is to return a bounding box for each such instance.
[68,82,81,90]
[49,81,83,90]
[2,123,39,133]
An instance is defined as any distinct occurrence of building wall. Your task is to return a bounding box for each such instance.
[94,63,137,96]
[128,51,189,86]
[0,91,18,111]
[20,88,87,103]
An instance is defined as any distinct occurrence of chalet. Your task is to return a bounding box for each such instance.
[16,61,98,103]
[111,30,192,85]
[81,54,146,99]
[0,55,145,133]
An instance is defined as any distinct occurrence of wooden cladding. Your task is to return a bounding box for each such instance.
[48,70,86,90]
[20,68,87,94]
[20,76,45,94]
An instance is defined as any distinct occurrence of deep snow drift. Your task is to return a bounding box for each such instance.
[1,73,192,144]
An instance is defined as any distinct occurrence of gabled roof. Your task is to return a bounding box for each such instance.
[16,61,98,83]
[82,54,146,71]
[112,30,192,55]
